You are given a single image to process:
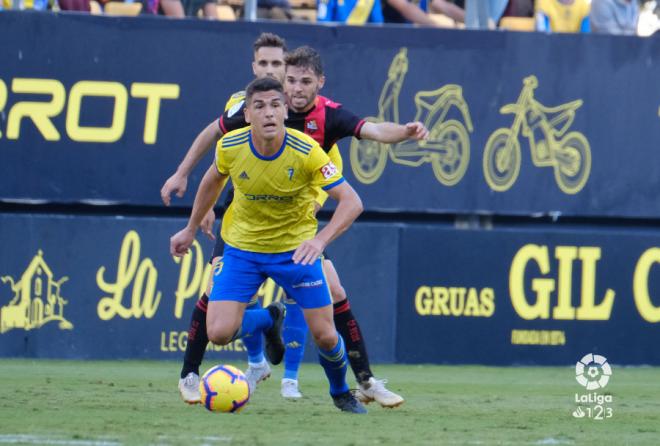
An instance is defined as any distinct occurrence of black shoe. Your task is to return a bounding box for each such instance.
[332,391,367,414]
[264,302,286,365]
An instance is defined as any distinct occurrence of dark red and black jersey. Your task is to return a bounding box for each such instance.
[218,95,365,153]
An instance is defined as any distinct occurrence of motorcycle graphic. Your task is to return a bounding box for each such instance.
[483,75,591,194]
[350,48,474,186]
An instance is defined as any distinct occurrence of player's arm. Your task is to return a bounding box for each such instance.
[359,120,428,143]
[313,144,343,213]
[385,0,438,26]
[160,120,223,205]
[170,165,228,257]
[293,181,363,265]
[329,104,427,144]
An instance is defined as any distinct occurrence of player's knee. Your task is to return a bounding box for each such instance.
[330,283,346,303]
[206,324,233,346]
[312,329,338,351]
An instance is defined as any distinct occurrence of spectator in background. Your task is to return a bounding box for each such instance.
[431,0,464,23]
[381,0,441,26]
[501,0,534,18]
[159,0,186,16]
[2,0,54,9]
[256,0,293,20]
[180,0,216,18]
[591,0,639,34]
[318,0,384,23]
[58,0,90,11]
[465,0,508,28]
[535,0,591,32]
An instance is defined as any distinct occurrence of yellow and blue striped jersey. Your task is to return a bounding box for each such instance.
[536,0,590,33]
[215,126,345,253]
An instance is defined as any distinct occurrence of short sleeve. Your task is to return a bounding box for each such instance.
[307,144,345,191]
[215,139,229,175]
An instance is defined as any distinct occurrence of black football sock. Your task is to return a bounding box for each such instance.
[333,298,373,385]
[181,294,210,378]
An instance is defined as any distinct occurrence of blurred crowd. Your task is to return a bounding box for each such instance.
[1,0,659,36]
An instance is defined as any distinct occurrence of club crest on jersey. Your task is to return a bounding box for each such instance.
[320,162,338,179]
[306,120,318,132]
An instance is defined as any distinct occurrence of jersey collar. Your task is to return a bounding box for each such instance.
[248,130,288,161]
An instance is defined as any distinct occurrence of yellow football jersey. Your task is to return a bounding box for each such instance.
[314,144,343,208]
[215,127,345,253]
[536,0,590,33]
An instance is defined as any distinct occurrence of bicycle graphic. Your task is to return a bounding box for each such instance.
[350,48,474,186]
[483,75,591,194]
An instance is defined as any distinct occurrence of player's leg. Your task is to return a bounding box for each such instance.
[270,256,365,413]
[178,253,219,405]
[207,246,286,372]
[303,306,364,413]
[243,297,272,396]
[281,295,307,399]
[324,259,404,408]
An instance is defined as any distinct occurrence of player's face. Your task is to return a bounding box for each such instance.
[252,47,286,84]
[284,65,325,113]
[245,90,288,141]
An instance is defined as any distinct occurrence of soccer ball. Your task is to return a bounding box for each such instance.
[199,364,250,413]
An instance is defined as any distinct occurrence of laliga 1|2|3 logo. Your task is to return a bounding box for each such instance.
[572,353,614,420]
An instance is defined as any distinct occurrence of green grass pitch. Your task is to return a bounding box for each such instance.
[0,359,658,445]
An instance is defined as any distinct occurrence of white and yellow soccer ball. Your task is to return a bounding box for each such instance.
[199,365,250,413]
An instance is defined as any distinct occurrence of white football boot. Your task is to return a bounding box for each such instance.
[355,377,404,408]
[178,372,201,404]
[280,378,303,399]
[245,361,272,396]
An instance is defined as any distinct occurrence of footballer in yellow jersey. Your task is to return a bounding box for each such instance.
[171,77,366,413]
[216,126,344,254]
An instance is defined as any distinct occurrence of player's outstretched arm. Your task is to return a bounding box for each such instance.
[170,165,228,257]
[359,121,429,144]
[293,182,363,265]
[161,120,223,206]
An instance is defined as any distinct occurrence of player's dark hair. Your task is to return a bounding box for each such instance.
[253,33,287,53]
[245,77,285,104]
[284,46,324,77]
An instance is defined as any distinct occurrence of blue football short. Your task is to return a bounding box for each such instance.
[210,244,331,309]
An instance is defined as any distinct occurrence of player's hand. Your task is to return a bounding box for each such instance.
[170,227,196,257]
[293,238,326,266]
[201,209,216,241]
[405,121,429,141]
[161,173,188,206]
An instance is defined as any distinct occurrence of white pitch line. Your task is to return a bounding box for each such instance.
[0,434,121,446]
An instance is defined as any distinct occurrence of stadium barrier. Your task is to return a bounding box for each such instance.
[2,13,660,364]
[396,225,660,365]
[0,214,399,362]
[2,213,660,365]
[2,12,660,217]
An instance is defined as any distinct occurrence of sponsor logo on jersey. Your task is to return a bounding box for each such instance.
[292,279,323,288]
[320,162,338,179]
[244,194,293,202]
